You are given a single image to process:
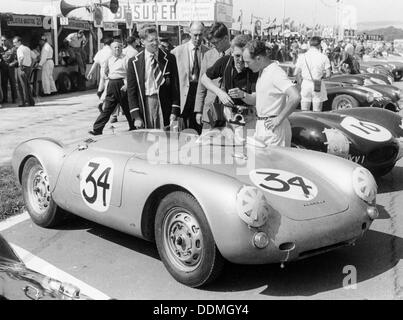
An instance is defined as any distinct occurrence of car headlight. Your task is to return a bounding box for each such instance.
[352,167,377,205]
[366,93,375,103]
[236,186,271,228]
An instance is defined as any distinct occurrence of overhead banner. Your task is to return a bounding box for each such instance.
[104,0,232,25]
[7,15,43,27]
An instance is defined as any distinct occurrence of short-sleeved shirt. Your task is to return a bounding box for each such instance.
[255,62,294,117]
[206,55,258,105]
[94,45,112,66]
[66,33,86,48]
[16,45,32,67]
[295,48,331,81]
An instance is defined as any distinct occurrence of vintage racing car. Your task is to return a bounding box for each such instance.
[278,64,400,112]
[12,129,378,287]
[290,107,403,177]
[322,81,401,112]
[330,73,393,86]
[0,234,91,300]
[362,56,403,81]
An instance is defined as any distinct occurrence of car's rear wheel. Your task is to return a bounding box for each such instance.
[332,94,359,110]
[21,157,66,228]
[155,191,224,287]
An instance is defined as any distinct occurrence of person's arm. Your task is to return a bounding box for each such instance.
[324,56,332,79]
[194,54,210,124]
[266,85,300,131]
[265,70,301,131]
[38,46,48,67]
[86,60,99,79]
[169,54,180,121]
[200,73,234,106]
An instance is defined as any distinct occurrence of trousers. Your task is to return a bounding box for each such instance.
[93,79,134,133]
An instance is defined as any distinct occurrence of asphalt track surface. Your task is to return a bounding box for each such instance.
[1,88,403,300]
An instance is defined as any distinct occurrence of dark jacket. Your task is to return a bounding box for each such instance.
[127,48,180,127]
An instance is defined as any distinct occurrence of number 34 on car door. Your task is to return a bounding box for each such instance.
[80,158,115,212]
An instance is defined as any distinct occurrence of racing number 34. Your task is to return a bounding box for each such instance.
[257,172,313,196]
[82,162,111,207]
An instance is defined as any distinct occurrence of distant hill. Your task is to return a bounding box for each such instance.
[358,21,403,31]
[359,26,403,41]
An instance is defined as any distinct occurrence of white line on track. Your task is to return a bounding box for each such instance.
[10,243,111,300]
[1,213,110,300]
[0,212,29,232]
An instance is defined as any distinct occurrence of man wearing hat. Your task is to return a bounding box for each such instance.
[38,36,57,96]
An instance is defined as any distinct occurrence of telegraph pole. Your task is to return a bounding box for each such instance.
[282,0,286,36]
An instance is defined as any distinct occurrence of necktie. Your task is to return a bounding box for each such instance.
[191,46,200,81]
[151,54,165,88]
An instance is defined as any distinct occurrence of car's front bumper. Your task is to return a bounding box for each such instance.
[371,98,400,112]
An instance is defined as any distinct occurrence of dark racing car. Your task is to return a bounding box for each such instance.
[323,81,401,112]
[290,107,403,177]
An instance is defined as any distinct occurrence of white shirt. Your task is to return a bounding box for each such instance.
[103,54,128,83]
[94,45,112,77]
[17,45,32,67]
[144,49,159,96]
[39,42,54,67]
[295,48,331,81]
[94,45,112,66]
[66,33,86,48]
[123,45,138,60]
[255,63,294,117]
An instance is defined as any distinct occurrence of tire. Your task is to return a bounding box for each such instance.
[21,157,66,228]
[371,164,395,178]
[155,191,224,287]
[331,94,359,110]
[56,72,72,93]
[393,71,403,82]
[69,71,80,91]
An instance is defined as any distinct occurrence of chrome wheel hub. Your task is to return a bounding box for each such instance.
[163,210,203,272]
[29,168,51,214]
[337,99,352,110]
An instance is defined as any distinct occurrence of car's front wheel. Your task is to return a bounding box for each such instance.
[155,191,224,287]
[21,157,66,228]
[332,94,359,110]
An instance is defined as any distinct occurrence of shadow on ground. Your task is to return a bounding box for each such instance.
[377,165,403,194]
[58,213,401,297]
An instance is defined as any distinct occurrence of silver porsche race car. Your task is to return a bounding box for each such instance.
[12,130,378,287]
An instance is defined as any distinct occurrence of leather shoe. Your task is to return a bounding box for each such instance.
[88,130,102,136]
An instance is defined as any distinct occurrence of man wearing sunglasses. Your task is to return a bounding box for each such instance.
[194,22,231,131]
[200,34,258,139]
[171,21,209,134]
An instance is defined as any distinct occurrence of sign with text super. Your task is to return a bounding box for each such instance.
[104,0,226,23]
[7,15,43,27]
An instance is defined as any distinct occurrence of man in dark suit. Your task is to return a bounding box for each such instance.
[127,27,180,130]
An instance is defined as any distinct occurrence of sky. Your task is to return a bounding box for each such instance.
[233,0,403,26]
